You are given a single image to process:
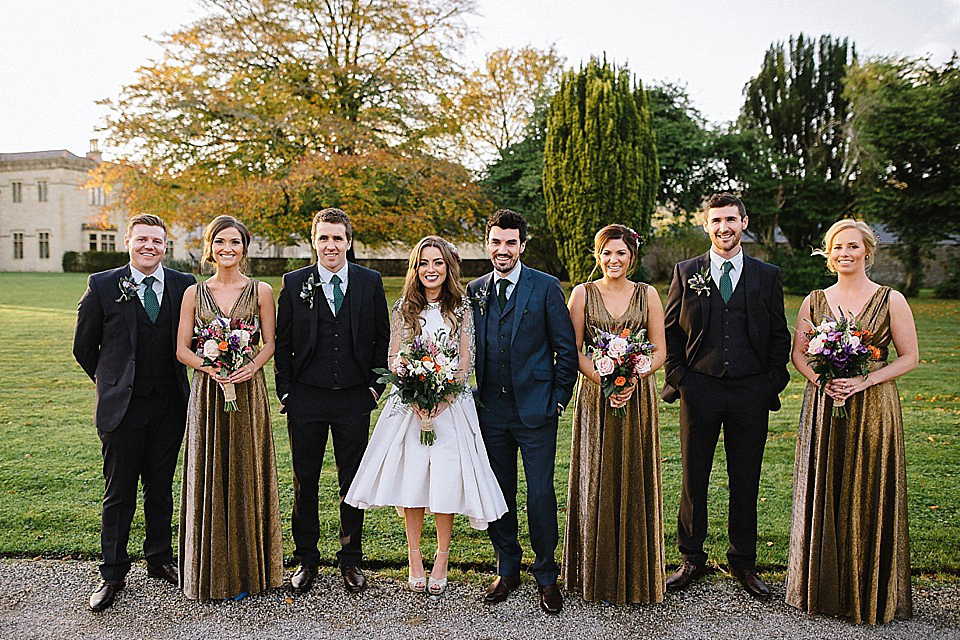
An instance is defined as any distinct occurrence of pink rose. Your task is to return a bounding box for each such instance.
[634,354,652,376]
[594,355,615,376]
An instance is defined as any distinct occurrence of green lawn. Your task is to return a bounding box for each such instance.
[0,272,957,581]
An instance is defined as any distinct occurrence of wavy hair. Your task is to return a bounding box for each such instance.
[398,236,464,336]
[201,215,251,272]
[812,219,877,272]
[593,224,641,277]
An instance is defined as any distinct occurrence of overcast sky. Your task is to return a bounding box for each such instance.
[1,0,957,158]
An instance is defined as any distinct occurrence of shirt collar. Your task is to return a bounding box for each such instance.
[317,261,349,284]
[130,263,164,284]
[709,248,743,272]
[494,262,522,287]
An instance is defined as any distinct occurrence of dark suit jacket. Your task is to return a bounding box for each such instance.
[274,262,390,405]
[467,265,578,428]
[73,264,195,432]
[661,251,791,410]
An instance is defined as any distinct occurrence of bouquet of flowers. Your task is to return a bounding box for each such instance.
[589,327,655,417]
[375,329,465,445]
[195,317,257,411]
[804,310,881,417]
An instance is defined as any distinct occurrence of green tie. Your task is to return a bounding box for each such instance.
[142,275,160,323]
[330,274,344,315]
[719,261,733,304]
[497,278,509,311]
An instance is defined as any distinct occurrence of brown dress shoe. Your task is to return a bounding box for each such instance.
[730,567,770,599]
[146,562,179,585]
[484,575,520,604]
[538,583,563,614]
[89,579,124,612]
[341,565,367,593]
[291,564,319,593]
[665,560,705,591]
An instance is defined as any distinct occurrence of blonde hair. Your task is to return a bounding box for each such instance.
[398,236,465,336]
[813,219,877,272]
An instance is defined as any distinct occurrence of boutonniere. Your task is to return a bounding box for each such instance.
[471,281,491,316]
[116,275,138,303]
[300,273,318,309]
[687,266,712,297]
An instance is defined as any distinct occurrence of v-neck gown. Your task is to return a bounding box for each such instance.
[562,282,665,604]
[179,279,284,600]
[786,287,912,623]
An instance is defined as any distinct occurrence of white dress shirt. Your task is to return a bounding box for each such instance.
[709,248,743,294]
[317,262,349,315]
[130,264,165,306]
[493,262,522,302]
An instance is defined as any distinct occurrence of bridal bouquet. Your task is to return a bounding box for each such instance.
[195,317,257,411]
[589,327,655,417]
[375,330,465,445]
[804,311,881,418]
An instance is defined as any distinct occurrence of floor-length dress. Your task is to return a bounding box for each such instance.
[786,286,912,624]
[562,282,665,605]
[179,279,284,600]
[345,300,507,529]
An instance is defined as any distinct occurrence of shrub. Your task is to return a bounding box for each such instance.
[935,254,960,299]
[642,225,708,282]
[767,247,835,294]
[165,258,198,274]
[82,251,129,272]
[62,251,81,272]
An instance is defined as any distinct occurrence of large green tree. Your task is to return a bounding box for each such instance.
[846,55,960,295]
[97,0,487,245]
[543,58,658,283]
[740,34,857,251]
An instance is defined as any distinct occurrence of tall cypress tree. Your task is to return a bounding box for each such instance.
[543,58,658,283]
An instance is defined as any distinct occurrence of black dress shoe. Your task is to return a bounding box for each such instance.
[146,562,179,585]
[665,560,705,591]
[291,564,319,593]
[538,583,563,614]
[730,567,771,599]
[483,575,520,604]
[341,565,366,593]
[89,579,124,612]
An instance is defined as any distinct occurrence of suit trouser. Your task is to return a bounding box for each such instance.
[479,400,560,585]
[98,390,186,581]
[287,384,370,567]
[676,371,769,571]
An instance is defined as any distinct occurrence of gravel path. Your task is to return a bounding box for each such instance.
[1,559,958,639]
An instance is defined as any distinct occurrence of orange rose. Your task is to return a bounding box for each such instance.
[218,341,228,350]
[421,356,433,363]
[614,376,627,387]
[620,329,631,338]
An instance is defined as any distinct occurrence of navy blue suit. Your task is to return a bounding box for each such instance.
[467,265,577,584]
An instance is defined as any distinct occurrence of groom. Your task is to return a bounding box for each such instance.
[73,214,195,611]
[661,193,791,598]
[467,209,578,614]
[275,207,389,594]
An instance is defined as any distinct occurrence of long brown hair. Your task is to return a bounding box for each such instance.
[398,236,464,336]
[201,215,252,272]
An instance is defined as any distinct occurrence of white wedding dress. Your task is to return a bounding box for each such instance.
[345,299,507,529]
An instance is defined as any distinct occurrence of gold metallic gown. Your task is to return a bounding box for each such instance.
[179,279,284,600]
[786,286,912,623]
[563,282,665,604]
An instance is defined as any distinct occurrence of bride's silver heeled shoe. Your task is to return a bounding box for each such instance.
[408,548,426,592]
[428,549,449,595]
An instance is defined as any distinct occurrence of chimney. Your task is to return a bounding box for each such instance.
[86,139,102,163]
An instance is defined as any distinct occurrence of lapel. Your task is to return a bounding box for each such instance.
[119,264,138,351]
[510,266,534,344]
[697,252,712,333]
[473,273,495,355]
[308,265,321,348]
[161,267,179,353]
[347,262,364,347]
[742,254,762,349]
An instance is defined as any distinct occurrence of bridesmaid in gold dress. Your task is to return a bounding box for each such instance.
[786,219,919,623]
[175,216,284,600]
[563,224,667,604]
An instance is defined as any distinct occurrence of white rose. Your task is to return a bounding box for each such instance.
[807,335,826,354]
[607,337,629,359]
[594,355,615,376]
[202,339,221,359]
[634,354,653,376]
[848,335,861,348]
[816,320,837,333]
[232,329,251,347]
[435,353,449,367]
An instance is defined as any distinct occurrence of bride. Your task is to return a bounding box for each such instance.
[345,236,507,594]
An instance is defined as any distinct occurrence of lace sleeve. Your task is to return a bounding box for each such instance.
[389,298,406,372]
[455,297,475,381]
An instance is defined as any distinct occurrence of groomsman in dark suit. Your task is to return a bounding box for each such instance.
[73,214,195,611]
[275,208,389,594]
[467,209,578,614]
[661,193,791,598]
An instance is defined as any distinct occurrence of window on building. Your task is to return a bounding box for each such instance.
[89,233,98,252]
[13,232,24,259]
[167,240,174,258]
[88,187,105,206]
[38,181,48,202]
[12,182,22,203]
[100,233,116,252]
[38,232,50,259]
